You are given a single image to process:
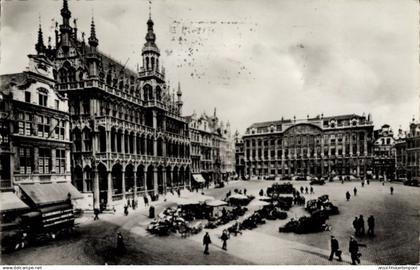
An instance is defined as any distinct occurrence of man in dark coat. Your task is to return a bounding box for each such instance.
[93,208,100,220]
[221,230,229,250]
[349,236,366,265]
[349,236,360,265]
[367,215,375,237]
[203,232,211,255]
[346,191,351,201]
[353,187,357,196]
[353,217,359,236]
[116,232,126,255]
[328,235,342,261]
[390,186,394,195]
[358,215,365,235]
[144,195,149,207]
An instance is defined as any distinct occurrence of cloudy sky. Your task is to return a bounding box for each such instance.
[1,0,418,134]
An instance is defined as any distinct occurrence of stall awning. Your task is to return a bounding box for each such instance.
[19,182,83,206]
[0,192,30,213]
[192,174,206,183]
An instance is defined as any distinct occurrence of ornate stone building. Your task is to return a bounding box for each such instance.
[187,109,235,185]
[405,120,420,179]
[243,114,374,179]
[0,51,71,191]
[372,124,396,180]
[22,0,191,209]
[234,131,245,179]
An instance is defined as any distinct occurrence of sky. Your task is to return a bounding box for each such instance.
[1,0,419,134]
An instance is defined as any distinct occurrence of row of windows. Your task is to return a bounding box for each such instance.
[16,113,66,140]
[18,147,66,175]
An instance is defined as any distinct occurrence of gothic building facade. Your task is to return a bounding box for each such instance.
[10,0,192,209]
[243,114,375,179]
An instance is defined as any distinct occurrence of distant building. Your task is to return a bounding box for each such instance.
[234,131,245,178]
[405,120,420,178]
[186,109,235,186]
[243,114,375,179]
[394,128,407,179]
[0,52,71,192]
[372,124,396,180]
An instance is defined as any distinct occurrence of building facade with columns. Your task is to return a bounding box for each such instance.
[14,0,191,209]
[243,114,374,179]
[0,53,71,192]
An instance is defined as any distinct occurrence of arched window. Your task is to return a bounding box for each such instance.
[143,84,152,101]
[156,86,161,101]
[59,69,67,83]
[106,73,112,85]
[146,57,150,70]
[151,57,155,71]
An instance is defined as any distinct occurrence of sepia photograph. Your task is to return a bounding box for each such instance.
[0,0,419,267]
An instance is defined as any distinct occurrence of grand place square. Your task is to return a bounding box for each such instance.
[0,0,419,267]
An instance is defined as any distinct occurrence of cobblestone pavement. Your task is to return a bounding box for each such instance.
[2,180,419,265]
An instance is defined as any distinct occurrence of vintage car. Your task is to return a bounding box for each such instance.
[404,178,419,187]
[310,179,325,185]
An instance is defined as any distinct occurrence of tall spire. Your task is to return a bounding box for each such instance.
[61,0,71,21]
[144,0,157,49]
[35,19,46,55]
[177,81,182,96]
[88,16,98,47]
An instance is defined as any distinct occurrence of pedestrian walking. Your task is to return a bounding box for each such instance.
[259,189,264,196]
[144,195,149,207]
[127,199,131,208]
[310,187,314,194]
[367,179,370,185]
[244,188,247,195]
[305,187,308,194]
[300,186,304,194]
[361,181,364,187]
[346,191,351,201]
[124,205,129,216]
[132,198,136,210]
[353,217,359,235]
[353,187,357,196]
[177,189,181,197]
[358,215,365,235]
[390,186,394,195]
[116,232,126,255]
[203,232,212,255]
[367,215,375,237]
[221,229,229,250]
[328,235,342,261]
[93,208,100,220]
[349,236,366,265]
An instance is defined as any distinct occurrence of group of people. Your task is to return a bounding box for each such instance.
[353,215,375,237]
[299,186,314,194]
[329,235,367,265]
[202,230,230,255]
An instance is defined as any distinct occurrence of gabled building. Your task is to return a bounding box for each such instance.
[372,124,396,180]
[0,47,71,192]
[186,109,235,186]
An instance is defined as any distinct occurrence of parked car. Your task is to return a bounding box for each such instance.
[310,179,325,185]
[404,178,419,187]
[293,175,307,181]
[282,175,292,180]
[265,175,276,180]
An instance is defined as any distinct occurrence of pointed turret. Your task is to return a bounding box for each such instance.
[59,0,73,51]
[141,1,161,74]
[176,82,183,115]
[35,23,46,55]
[88,17,98,48]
